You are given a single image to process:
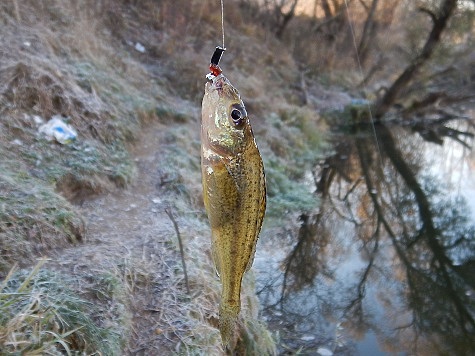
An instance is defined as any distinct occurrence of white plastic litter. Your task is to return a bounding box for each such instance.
[134,42,146,53]
[39,116,77,144]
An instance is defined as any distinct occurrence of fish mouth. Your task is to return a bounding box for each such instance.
[206,75,241,104]
[206,74,226,91]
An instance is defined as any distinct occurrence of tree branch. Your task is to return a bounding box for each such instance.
[374,0,458,118]
[418,6,437,23]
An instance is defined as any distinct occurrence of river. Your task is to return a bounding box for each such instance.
[255,116,475,355]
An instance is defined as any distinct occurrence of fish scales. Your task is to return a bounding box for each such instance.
[201,74,266,347]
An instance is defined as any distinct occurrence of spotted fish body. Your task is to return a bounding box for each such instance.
[201,74,266,347]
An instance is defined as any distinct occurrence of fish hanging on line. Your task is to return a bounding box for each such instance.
[201,46,266,347]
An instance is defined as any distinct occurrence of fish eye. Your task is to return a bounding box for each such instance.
[231,109,242,123]
[230,104,247,128]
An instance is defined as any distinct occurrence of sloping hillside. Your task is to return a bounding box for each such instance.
[0,1,326,354]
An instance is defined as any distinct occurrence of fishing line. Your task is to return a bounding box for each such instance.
[208,0,226,77]
[220,0,225,49]
[343,0,383,165]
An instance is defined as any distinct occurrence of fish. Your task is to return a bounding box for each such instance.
[201,73,266,347]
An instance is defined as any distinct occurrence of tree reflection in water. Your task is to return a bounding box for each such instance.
[258,107,475,354]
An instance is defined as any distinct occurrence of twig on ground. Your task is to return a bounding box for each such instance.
[165,208,190,295]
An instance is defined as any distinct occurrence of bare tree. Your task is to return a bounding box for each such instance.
[273,0,300,39]
[321,0,334,19]
[357,0,379,65]
[374,0,459,118]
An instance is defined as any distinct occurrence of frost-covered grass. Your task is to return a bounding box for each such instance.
[262,106,325,220]
[0,157,85,273]
[0,261,129,354]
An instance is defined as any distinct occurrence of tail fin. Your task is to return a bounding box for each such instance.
[219,303,240,349]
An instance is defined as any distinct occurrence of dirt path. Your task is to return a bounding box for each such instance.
[48,119,199,354]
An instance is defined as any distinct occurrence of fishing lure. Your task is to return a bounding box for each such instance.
[209,46,226,77]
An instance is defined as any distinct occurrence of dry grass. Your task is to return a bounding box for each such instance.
[0,158,85,273]
[0,260,128,354]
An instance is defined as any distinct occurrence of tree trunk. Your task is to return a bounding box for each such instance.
[321,0,334,19]
[275,0,299,39]
[357,0,379,66]
[374,0,458,118]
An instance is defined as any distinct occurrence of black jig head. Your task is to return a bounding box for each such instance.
[208,46,226,77]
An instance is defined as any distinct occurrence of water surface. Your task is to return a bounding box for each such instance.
[256,117,475,355]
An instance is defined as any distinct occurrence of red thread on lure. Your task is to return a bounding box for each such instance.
[209,63,223,76]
